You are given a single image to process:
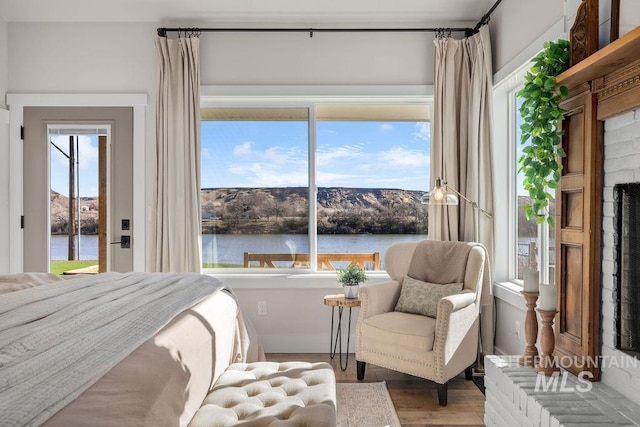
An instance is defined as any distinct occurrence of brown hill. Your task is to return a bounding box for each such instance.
[50,188,545,236]
[50,191,99,234]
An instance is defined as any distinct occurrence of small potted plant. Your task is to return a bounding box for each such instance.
[337,265,368,299]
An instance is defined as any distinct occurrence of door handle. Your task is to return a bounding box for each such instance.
[110,235,131,248]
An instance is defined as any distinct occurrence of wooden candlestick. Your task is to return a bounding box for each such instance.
[535,309,560,376]
[519,291,539,366]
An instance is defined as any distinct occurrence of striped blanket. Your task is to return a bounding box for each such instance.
[0,272,230,427]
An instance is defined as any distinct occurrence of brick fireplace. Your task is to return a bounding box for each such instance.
[600,110,640,400]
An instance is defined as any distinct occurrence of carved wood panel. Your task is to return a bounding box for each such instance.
[570,0,599,67]
[555,87,602,379]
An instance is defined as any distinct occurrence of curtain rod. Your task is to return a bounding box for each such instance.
[157,0,503,38]
[157,26,475,38]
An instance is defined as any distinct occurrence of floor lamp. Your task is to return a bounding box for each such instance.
[421,177,493,377]
[420,177,492,242]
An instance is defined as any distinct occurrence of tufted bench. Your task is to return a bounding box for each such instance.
[189,361,337,427]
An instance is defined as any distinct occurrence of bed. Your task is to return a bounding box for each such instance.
[0,272,264,427]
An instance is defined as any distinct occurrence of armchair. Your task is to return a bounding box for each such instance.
[355,240,486,406]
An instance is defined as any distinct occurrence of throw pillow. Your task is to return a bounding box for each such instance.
[394,276,464,318]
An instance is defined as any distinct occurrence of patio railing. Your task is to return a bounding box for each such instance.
[243,252,380,270]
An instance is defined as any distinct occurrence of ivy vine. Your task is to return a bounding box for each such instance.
[517,39,570,226]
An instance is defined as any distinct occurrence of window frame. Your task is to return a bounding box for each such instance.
[510,82,554,286]
[200,85,432,277]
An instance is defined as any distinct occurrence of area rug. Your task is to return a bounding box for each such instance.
[336,381,401,427]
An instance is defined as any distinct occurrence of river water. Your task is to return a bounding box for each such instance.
[51,233,429,268]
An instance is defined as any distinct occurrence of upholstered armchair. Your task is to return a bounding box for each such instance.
[355,240,487,406]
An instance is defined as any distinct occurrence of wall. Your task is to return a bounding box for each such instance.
[0,14,9,273]
[489,0,564,76]
[0,15,7,108]
[200,30,433,85]
[601,111,640,405]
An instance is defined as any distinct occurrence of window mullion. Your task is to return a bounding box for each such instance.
[308,105,318,271]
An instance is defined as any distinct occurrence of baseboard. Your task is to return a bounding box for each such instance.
[260,333,356,354]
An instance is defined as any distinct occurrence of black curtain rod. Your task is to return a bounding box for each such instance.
[157,0,503,39]
[157,26,474,38]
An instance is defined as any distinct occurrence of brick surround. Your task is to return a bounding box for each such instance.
[600,110,640,402]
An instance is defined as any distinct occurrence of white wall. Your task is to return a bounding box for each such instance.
[489,0,564,74]
[0,15,7,109]
[201,30,434,85]
[0,14,9,273]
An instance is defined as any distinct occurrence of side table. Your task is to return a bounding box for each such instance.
[323,294,361,371]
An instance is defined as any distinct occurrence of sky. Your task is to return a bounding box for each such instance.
[50,134,99,198]
[49,120,431,198]
[201,120,431,192]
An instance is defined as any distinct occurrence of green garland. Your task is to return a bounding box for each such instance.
[517,39,570,226]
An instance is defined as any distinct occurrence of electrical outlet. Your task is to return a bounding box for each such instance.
[258,301,267,316]
[514,320,521,339]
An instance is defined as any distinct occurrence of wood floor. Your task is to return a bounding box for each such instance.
[266,353,486,426]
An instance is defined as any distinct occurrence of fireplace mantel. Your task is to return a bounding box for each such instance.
[557,26,640,120]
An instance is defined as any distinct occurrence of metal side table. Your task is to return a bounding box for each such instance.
[323,294,361,371]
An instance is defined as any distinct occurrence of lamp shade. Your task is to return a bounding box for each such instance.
[420,178,459,205]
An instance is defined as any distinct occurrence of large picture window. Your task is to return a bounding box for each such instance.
[200,103,430,272]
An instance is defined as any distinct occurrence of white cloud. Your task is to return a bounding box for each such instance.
[76,136,98,170]
[228,162,307,187]
[379,123,393,132]
[316,144,365,167]
[264,146,299,165]
[202,148,212,160]
[378,146,430,168]
[232,141,253,156]
[413,122,430,142]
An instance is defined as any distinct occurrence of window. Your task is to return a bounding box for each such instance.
[200,103,430,272]
[514,93,555,283]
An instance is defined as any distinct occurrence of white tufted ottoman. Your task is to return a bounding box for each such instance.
[189,361,337,427]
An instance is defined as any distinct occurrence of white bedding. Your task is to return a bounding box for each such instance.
[0,272,233,427]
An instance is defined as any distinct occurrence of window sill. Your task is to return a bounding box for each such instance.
[493,281,526,311]
[205,270,391,289]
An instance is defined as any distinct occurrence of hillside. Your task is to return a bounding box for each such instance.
[50,188,547,236]
[201,187,427,234]
[50,191,99,234]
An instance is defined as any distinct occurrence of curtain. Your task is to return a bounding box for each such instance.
[429,25,495,354]
[152,35,202,272]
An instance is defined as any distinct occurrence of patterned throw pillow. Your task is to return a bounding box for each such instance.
[394,276,464,318]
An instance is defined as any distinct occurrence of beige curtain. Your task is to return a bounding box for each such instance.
[152,35,202,272]
[429,25,495,354]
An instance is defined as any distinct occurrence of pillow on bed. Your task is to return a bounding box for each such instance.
[394,276,463,317]
[0,273,64,295]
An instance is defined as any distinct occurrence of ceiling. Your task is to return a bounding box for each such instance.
[0,0,494,25]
